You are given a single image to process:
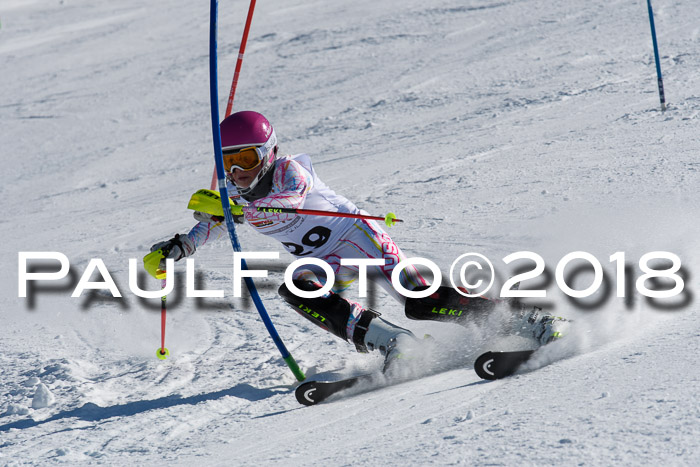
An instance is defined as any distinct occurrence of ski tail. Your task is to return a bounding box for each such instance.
[295,374,373,406]
[474,350,536,380]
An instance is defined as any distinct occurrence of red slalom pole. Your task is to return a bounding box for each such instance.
[225,0,257,118]
[211,0,258,190]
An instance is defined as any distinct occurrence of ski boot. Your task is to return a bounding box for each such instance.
[512,306,570,345]
[353,309,425,373]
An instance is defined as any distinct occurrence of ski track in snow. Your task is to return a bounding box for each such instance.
[1,0,699,464]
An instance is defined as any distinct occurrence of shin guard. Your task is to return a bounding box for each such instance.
[278,280,354,341]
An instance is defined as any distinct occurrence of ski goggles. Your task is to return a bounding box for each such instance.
[222,146,265,172]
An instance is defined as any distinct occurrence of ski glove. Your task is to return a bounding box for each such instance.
[150,233,196,267]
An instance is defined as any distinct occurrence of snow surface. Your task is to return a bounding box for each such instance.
[1,0,699,464]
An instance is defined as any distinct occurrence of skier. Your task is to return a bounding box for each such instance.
[149,111,566,369]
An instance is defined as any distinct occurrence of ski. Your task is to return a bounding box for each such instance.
[406,286,568,380]
[473,349,536,380]
[296,348,537,406]
[296,351,454,406]
[295,374,376,406]
[297,286,561,404]
[296,351,477,406]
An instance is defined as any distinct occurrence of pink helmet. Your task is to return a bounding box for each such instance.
[220,111,278,195]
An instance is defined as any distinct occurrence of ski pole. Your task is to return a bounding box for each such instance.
[144,222,224,360]
[187,188,403,227]
[157,279,170,360]
[210,0,257,191]
[250,206,401,227]
[210,0,305,381]
[142,251,171,360]
[646,0,666,111]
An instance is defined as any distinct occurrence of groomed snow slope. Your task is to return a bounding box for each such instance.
[1,0,699,464]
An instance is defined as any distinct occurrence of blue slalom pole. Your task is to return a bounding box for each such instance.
[646,0,666,111]
[208,0,305,381]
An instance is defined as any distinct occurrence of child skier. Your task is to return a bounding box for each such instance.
[149,111,565,367]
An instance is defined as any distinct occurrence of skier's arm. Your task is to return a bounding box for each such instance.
[186,219,228,249]
[150,192,240,265]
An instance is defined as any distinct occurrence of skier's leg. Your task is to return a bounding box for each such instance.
[278,279,416,359]
[321,220,569,344]
[337,220,496,317]
[403,285,497,324]
[406,286,570,343]
[278,221,437,364]
[282,261,365,342]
